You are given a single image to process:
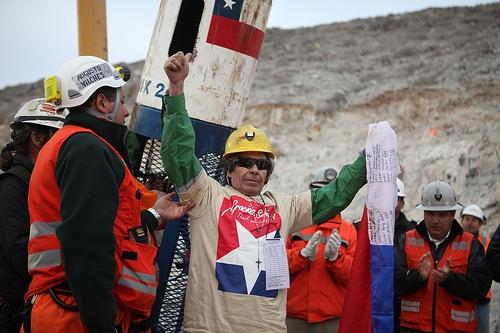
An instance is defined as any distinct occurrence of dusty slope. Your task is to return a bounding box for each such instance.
[0,3,499,330]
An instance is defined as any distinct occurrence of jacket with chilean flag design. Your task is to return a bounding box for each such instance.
[160,94,367,332]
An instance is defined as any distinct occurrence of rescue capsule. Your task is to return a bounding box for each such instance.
[130,0,272,146]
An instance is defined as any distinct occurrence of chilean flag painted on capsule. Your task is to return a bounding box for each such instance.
[207,0,265,59]
[215,195,282,298]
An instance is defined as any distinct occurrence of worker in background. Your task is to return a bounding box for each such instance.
[394,178,417,242]
[25,56,191,333]
[161,51,367,332]
[0,99,67,333]
[393,177,416,333]
[286,166,357,333]
[461,205,490,249]
[460,204,491,333]
[486,225,500,282]
[395,181,492,333]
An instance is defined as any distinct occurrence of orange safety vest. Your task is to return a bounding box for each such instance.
[400,229,477,333]
[26,125,158,317]
[477,234,492,301]
[477,234,491,250]
[137,180,159,210]
[286,215,357,323]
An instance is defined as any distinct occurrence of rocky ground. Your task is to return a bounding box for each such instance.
[1,3,499,330]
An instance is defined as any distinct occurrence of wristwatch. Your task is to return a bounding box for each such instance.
[147,208,161,224]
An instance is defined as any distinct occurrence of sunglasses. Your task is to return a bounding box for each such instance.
[234,157,272,171]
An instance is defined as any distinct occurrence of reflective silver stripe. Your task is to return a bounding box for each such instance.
[28,249,61,271]
[122,266,157,284]
[117,277,156,295]
[452,241,468,250]
[292,232,348,246]
[407,237,425,247]
[401,300,420,313]
[30,221,61,239]
[451,309,475,323]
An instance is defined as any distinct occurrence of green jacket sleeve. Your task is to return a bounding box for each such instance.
[125,130,145,177]
[160,94,202,189]
[311,153,366,224]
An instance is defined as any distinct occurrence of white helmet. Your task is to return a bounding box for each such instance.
[44,56,126,109]
[11,98,68,130]
[396,178,406,197]
[310,166,338,188]
[416,180,463,211]
[461,204,486,223]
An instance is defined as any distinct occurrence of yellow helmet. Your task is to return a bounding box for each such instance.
[223,125,274,159]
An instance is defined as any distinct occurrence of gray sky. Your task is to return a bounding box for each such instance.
[0,0,494,89]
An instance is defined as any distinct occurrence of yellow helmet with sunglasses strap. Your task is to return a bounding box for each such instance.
[223,124,275,159]
[44,56,130,123]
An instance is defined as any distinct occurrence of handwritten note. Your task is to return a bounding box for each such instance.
[264,238,290,290]
[366,121,400,246]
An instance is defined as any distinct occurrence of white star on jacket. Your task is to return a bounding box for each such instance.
[224,0,236,9]
[217,219,267,294]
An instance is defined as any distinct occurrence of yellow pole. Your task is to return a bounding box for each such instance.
[77,0,108,60]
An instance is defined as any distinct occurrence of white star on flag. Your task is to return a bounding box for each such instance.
[223,0,236,10]
[217,219,267,294]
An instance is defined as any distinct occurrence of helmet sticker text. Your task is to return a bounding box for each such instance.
[72,64,114,90]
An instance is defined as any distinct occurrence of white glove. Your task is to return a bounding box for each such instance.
[300,231,323,261]
[324,230,342,261]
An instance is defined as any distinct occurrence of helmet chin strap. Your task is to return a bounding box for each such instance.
[105,88,121,122]
[84,88,121,122]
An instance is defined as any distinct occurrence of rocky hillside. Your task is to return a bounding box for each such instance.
[1,3,499,329]
[250,3,500,226]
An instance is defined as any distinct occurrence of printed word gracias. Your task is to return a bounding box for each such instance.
[221,197,271,226]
